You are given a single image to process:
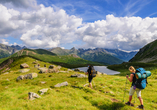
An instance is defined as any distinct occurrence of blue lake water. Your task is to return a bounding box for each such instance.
[75,66,120,75]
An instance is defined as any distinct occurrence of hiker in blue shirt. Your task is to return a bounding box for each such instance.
[86,65,93,88]
[125,66,144,109]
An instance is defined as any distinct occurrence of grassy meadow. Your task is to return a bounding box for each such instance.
[0,57,157,110]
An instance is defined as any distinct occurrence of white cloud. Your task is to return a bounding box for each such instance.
[0,39,9,45]
[0,0,38,9]
[77,14,157,50]
[0,3,157,51]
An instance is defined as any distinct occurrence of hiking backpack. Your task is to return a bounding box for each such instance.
[135,68,151,89]
[91,66,96,77]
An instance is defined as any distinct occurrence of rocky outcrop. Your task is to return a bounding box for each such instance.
[48,65,59,73]
[38,88,49,95]
[16,73,38,81]
[20,63,29,68]
[28,92,40,100]
[71,74,87,78]
[39,67,48,73]
[54,81,68,87]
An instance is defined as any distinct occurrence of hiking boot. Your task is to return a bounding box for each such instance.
[138,105,144,109]
[125,101,134,106]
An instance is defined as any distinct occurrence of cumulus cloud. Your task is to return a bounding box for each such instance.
[77,15,157,50]
[0,39,9,45]
[1,2,157,51]
[0,0,38,9]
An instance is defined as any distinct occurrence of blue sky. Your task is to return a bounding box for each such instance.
[0,0,157,51]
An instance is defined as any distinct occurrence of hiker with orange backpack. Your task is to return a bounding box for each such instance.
[125,66,144,109]
[85,65,96,88]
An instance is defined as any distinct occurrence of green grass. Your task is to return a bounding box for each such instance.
[0,56,157,110]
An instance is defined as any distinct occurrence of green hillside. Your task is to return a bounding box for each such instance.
[130,39,157,63]
[0,56,156,110]
[50,47,124,65]
[80,52,123,65]
[8,49,102,68]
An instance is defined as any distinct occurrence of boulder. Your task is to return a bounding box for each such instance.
[20,63,29,68]
[24,73,38,79]
[28,92,40,100]
[54,81,68,87]
[39,67,48,73]
[19,69,30,73]
[48,68,59,73]
[48,65,55,69]
[57,66,61,69]
[38,88,49,95]
[74,68,80,72]
[16,73,38,81]
[96,71,103,75]
[71,74,87,78]
[16,75,25,81]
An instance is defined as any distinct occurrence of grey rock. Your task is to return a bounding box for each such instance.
[39,88,49,95]
[39,67,48,73]
[54,81,68,87]
[28,92,41,100]
[20,63,29,68]
[71,74,87,78]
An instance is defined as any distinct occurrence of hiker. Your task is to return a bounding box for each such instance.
[85,65,93,88]
[125,66,144,109]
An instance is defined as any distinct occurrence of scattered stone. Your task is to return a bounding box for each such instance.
[48,68,59,73]
[71,74,87,78]
[28,92,41,100]
[49,65,55,69]
[16,73,38,81]
[19,69,30,73]
[96,71,103,75]
[74,68,80,72]
[3,72,9,75]
[39,67,48,73]
[24,73,38,79]
[16,75,25,81]
[59,71,68,73]
[68,69,73,72]
[54,81,68,87]
[41,81,46,84]
[38,88,49,95]
[57,66,61,69]
[20,63,29,68]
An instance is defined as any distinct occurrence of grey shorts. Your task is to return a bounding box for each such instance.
[129,86,141,98]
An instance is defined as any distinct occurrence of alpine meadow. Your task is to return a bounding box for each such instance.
[1,0,157,110]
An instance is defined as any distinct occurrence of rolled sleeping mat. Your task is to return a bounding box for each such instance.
[135,71,151,79]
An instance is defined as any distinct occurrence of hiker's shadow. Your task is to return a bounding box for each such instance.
[91,101,125,110]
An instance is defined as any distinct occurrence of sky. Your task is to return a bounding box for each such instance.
[0,0,157,51]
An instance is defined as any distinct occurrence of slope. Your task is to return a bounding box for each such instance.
[130,39,157,63]
[0,56,156,109]
[7,49,102,68]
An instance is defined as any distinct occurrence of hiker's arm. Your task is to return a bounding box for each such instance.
[126,74,134,82]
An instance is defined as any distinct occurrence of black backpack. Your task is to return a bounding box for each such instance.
[91,66,96,77]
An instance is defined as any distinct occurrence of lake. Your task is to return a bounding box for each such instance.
[75,66,120,75]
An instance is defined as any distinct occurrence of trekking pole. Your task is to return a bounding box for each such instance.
[123,77,127,102]
[92,80,96,89]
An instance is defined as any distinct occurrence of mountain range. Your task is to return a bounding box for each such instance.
[0,43,137,65]
[49,47,137,65]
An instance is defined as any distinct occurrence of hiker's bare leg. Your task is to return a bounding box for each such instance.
[129,95,132,102]
[89,83,92,88]
[138,97,143,105]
